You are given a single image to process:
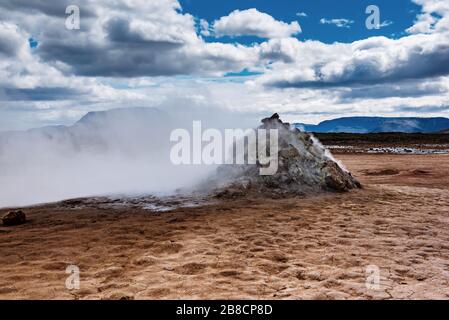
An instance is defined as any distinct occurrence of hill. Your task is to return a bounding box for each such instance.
[295,117,449,133]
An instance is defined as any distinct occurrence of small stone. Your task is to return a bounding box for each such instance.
[2,210,27,226]
[163,266,175,271]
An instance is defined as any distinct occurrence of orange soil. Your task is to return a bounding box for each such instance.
[1,154,449,299]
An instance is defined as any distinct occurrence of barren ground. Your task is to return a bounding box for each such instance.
[1,153,449,299]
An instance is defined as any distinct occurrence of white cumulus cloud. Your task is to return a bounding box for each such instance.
[320,18,354,28]
[213,8,301,39]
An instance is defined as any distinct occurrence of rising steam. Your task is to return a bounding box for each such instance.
[0,106,258,208]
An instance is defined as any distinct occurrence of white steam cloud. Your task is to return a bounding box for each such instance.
[0,106,259,208]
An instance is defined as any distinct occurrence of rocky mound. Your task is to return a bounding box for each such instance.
[205,114,361,198]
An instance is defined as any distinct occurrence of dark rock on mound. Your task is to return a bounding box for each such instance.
[2,210,27,226]
[322,161,362,191]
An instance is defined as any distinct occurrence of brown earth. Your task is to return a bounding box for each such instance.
[1,154,449,300]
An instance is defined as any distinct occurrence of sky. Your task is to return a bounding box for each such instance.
[1,0,449,131]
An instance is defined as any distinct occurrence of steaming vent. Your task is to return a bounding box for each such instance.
[203,113,361,198]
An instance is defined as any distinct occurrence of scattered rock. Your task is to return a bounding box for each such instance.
[163,266,175,272]
[307,271,325,281]
[296,270,307,280]
[2,210,26,226]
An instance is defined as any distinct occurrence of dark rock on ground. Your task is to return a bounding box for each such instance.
[2,210,27,226]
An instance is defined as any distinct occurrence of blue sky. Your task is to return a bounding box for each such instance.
[181,0,420,43]
[1,0,449,131]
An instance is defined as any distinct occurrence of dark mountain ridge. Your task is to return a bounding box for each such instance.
[295,116,449,133]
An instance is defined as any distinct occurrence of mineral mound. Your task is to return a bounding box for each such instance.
[205,114,361,198]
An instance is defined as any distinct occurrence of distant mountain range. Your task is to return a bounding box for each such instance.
[294,117,449,133]
[2,110,449,139]
[0,107,173,157]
